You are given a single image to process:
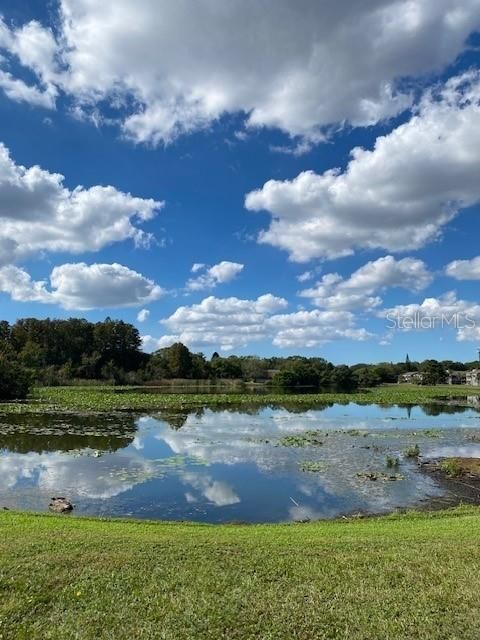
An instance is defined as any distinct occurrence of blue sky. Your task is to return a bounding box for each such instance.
[1,1,480,363]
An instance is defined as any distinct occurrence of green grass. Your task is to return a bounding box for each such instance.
[0,383,478,414]
[2,508,480,639]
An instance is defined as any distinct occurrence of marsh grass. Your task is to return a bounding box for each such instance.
[440,458,463,478]
[298,461,326,473]
[386,455,400,468]
[404,444,421,458]
[278,431,324,447]
[1,384,479,415]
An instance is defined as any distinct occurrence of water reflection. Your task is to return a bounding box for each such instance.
[1,402,480,521]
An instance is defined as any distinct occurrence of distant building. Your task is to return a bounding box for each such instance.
[398,372,424,384]
[446,370,467,385]
[466,369,480,386]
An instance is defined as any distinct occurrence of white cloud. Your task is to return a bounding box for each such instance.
[180,472,240,507]
[297,270,315,283]
[301,256,432,310]
[445,257,480,280]
[1,2,480,143]
[137,308,150,322]
[0,262,163,310]
[269,310,372,348]
[160,294,287,351]
[0,69,56,108]
[186,261,244,291]
[0,18,58,108]
[0,142,163,263]
[245,73,480,261]
[380,291,480,341]
[145,293,370,351]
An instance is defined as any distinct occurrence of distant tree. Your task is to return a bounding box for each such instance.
[353,367,381,388]
[0,321,10,344]
[164,343,194,378]
[241,357,269,381]
[420,360,447,385]
[19,340,46,369]
[210,356,243,379]
[191,352,210,379]
[330,365,357,391]
[0,347,31,400]
[93,318,143,372]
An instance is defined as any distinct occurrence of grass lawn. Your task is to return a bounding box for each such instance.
[1,508,480,639]
[0,383,478,414]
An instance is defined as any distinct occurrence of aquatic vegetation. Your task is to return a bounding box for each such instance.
[422,429,442,438]
[345,429,369,437]
[386,455,400,468]
[440,459,462,478]
[298,461,326,473]
[1,384,479,415]
[465,432,480,442]
[278,431,324,447]
[356,471,404,481]
[404,444,421,458]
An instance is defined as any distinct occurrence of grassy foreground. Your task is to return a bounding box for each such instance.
[0,383,478,414]
[1,508,480,639]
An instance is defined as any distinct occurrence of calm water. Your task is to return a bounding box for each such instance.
[2,401,480,522]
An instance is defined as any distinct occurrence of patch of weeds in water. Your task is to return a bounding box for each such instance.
[423,429,442,438]
[404,444,420,458]
[440,458,462,478]
[345,429,369,437]
[466,433,480,443]
[298,461,326,473]
[356,471,404,482]
[386,455,400,468]
[278,431,324,447]
[243,436,271,444]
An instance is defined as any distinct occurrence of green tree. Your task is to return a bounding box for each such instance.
[420,360,447,385]
[164,343,194,378]
[0,348,31,400]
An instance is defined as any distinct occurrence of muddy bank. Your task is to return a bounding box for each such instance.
[420,457,480,508]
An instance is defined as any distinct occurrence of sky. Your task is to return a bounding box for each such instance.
[1,1,480,364]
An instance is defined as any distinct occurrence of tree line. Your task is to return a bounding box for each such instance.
[1,317,479,399]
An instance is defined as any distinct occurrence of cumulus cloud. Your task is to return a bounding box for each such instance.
[158,294,288,351]
[137,308,150,322]
[1,2,479,144]
[245,73,480,261]
[269,310,372,348]
[0,143,163,265]
[180,472,240,507]
[297,270,316,283]
[186,261,244,291]
[380,291,480,341]
[0,262,163,310]
[144,293,370,351]
[300,256,432,310]
[0,18,59,108]
[445,257,480,280]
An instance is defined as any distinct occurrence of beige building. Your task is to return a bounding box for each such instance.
[398,372,425,384]
[466,369,480,386]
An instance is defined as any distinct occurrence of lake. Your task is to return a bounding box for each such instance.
[2,399,480,522]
